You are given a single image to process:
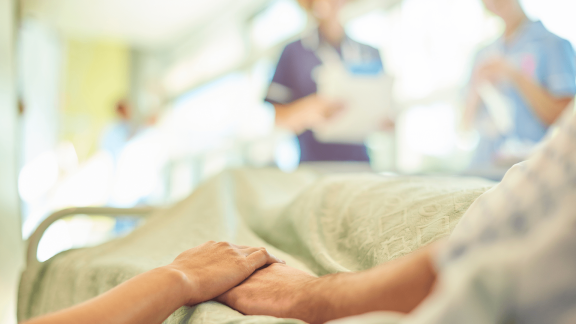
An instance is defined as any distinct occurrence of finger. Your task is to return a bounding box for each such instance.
[245,248,285,270]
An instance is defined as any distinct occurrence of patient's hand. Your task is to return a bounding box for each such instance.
[166,241,284,306]
[218,245,439,324]
[216,263,319,320]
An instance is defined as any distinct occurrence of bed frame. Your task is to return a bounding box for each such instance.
[26,207,157,268]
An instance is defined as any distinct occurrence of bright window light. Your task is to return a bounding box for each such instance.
[345,10,388,49]
[36,215,117,262]
[37,219,72,262]
[18,151,59,203]
[163,31,246,95]
[111,129,168,207]
[21,151,115,240]
[162,73,275,158]
[52,151,115,208]
[162,73,252,156]
[56,141,79,173]
[251,0,307,49]
[521,0,576,48]
[402,103,457,157]
[274,131,300,172]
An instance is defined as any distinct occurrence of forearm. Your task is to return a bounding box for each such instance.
[510,71,572,125]
[298,245,438,324]
[23,267,189,324]
[274,103,297,131]
[274,103,311,134]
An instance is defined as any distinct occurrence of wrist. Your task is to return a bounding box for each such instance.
[292,277,325,323]
[275,103,305,133]
[294,274,350,324]
[159,265,195,306]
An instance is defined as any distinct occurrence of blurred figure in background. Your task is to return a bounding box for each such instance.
[100,99,135,163]
[462,0,576,167]
[265,0,384,163]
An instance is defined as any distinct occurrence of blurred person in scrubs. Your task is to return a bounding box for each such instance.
[265,0,384,163]
[463,0,576,166]
[101,99,135,163]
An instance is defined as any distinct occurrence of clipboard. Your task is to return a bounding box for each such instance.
[313,63,393,144]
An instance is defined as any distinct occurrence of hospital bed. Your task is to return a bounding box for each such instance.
[19,168,494,324]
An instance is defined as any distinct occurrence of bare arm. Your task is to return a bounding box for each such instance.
[23,267,188,324]
[23,242,283,324]
[473,57,572,126]
[218,243,439,324]
[274,102,303,132]
[509,69,573,125]
[274,95,343,134]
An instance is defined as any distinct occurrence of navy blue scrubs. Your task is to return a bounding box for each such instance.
[265,30,384,163]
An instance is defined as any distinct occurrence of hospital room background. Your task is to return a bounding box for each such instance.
[0,0,575,323]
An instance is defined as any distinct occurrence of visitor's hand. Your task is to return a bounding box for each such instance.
[277,94,345,134]
[216,263,320,321]
[165,241,284,306]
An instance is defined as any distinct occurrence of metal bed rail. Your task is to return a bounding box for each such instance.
[26,207,156,268]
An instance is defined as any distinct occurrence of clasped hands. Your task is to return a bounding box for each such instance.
[165,241,319,319]
[24,240,435,324]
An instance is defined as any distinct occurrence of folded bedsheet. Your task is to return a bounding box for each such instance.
[18,168,493,324]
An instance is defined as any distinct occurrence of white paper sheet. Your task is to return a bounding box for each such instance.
[313,64,393,144]
[477,81,514,135]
